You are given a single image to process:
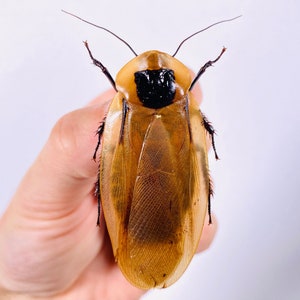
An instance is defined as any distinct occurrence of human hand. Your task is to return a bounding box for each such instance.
[0,89,217,300]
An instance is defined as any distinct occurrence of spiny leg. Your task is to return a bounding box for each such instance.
[94,176,101,226]
[93,120,106,226]
[93,119,105,161]
[189,48,225,224]
[83,42,114,226]
[83,41,117,91]
[201,113,219,160]
[202,113,218,224]
[208,178,214,224]
[189,47,226,91]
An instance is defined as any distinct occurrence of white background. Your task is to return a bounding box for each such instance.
[0,0,299,299]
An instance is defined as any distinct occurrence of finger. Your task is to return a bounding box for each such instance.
[190,81,203,106]
[189,69,203,105]
[197,214,218,252]
[87,89,116,106]
[8,92,114,223]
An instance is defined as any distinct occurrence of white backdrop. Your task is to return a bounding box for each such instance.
[1,1,299,299]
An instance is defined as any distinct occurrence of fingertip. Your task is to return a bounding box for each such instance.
[191,82,203,105]
[26,91,113,204]
[46,102,107,180]
[87,89,116,107]
[197,214,218,253]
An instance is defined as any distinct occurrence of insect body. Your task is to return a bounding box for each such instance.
[91,48,222,289]
[63,10,238,290]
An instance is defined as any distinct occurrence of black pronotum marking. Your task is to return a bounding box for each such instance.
[134,69,176,109]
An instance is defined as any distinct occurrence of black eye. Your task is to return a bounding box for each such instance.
[134,69,176,109]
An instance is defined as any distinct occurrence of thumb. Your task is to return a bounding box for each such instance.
[8,90,115,225]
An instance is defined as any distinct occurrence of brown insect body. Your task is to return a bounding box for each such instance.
[62,9,240,290]
[100,51,209,289]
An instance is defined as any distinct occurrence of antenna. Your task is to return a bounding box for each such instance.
[62,10,138,57]
[172,15,241,57]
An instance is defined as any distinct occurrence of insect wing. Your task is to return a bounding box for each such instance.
[100,93,128,251]
[101,95,209,289]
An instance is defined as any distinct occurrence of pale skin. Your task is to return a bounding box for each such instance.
[0,88,217,300]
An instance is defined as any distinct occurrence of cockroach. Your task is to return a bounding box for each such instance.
[63,10,240,289]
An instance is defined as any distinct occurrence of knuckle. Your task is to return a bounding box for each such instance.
[50,110,81,160]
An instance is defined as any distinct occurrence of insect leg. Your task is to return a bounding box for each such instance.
[94,175,101,226]
[189,47,226,91]
[201,113,219,160]
[83,41,117,91]
[208,178,214,224]
[93,119,106,161]
[93,119,106,226]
